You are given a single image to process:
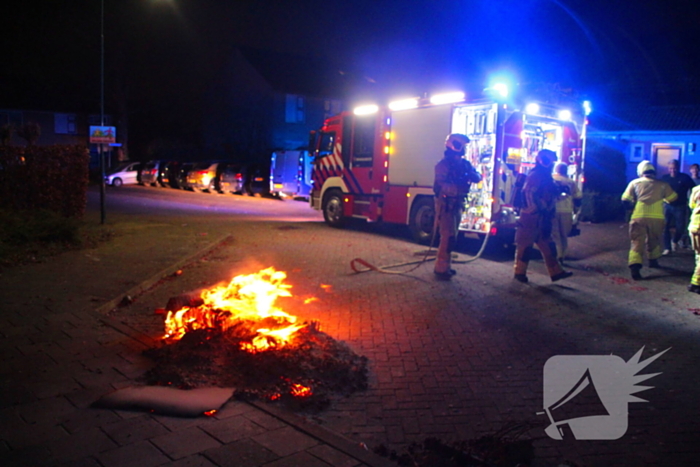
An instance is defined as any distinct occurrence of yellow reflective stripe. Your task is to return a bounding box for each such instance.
[631,200,665,219]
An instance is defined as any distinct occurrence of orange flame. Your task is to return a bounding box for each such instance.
[162,267,307,352]
[290,383,313,398]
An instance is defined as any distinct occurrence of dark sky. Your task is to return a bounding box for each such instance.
[2,0,700,150]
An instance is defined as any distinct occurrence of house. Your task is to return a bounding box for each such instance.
[0,108,120,169]
[587,105,700,185]
[202,47,370,163]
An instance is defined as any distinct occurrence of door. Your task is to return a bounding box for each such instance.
[654,145,682,177]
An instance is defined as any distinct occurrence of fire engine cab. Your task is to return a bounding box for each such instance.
[309,90,588,244]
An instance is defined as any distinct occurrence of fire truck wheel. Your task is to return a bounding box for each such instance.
[410,197,436,244]
[322,190,345,227]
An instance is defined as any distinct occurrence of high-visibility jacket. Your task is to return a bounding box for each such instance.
[621,176,677,220]
[689,185,700,232]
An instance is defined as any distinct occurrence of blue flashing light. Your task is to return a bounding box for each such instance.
[583,100,592,116]
[492,83,509,98]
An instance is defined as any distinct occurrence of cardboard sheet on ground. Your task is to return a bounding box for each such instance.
[92,386,235,417]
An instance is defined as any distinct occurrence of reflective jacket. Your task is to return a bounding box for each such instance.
[621,176,677,220]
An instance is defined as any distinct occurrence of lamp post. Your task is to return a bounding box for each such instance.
[99,0,106,224]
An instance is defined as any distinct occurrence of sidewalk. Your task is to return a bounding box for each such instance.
[2,190,700,466]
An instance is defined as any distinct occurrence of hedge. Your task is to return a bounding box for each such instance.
[0,145,89,218]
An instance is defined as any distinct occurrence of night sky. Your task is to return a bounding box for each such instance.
[2,0,700,154]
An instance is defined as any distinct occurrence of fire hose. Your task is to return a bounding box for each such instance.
[350,201,491,275]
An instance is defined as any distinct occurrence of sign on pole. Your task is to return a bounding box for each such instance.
[89,126,116,144]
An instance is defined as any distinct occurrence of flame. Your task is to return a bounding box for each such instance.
[203,410,217,417]
[290,383,313,398]
[162,267,307,352]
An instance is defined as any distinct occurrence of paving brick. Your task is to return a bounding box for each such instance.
[201,414,267,444]
[61,407,122,433]
[252,426,319,457]
[151,426,221,459]
[47,426,118,463]
[97,440,171,467]
[167,454,219,467]
[242,409,287,430]
[15,395,76,425]
[262,451,333,467]
[307,444,363,467]
[102,414,170,446]
[203,438,279,467]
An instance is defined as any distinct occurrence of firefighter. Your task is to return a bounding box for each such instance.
[687,183,700,293]
[513,149,573,283]
[552,162,582,264]
[621,160,677,280]
[433,133,481,280]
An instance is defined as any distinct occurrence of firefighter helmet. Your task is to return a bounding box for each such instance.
[536,149,557,168]
[637,160,656,176]
[445,133,470,154]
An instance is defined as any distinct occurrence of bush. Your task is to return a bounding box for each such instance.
[0,209,113,267]
[579,190,625,223]
[0,145,89,218]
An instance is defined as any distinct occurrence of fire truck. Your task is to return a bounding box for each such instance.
[309,90,588,244]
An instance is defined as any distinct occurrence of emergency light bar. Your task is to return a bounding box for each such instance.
[525,103,540,115]
[558,109,572,121]
[388,98,419,111]
[429,91,465,105]
[353,104,379,116]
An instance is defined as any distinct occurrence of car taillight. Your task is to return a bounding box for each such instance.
[236,173,242,180]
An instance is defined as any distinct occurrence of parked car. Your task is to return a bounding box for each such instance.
[187,161,226,192]
[105,162,141,187]
[219,163,247,195]
[140,160,165,186]
[160,161,183,188]
[176,162,195,190]
[245,163,270,197]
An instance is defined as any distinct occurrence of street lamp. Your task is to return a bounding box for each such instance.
[99,0,106,224]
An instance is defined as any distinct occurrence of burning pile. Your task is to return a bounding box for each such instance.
[143,267,367,409]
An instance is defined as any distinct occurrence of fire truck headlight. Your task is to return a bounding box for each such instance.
[558,109,572,121]
[525,103,540,115]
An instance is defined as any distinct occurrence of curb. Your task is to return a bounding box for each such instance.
[94,234,233,315]
[249,400,396,467]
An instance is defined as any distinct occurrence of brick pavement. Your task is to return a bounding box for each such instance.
[3,189,700,466]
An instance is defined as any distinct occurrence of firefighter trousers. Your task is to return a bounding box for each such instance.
[514,212,563,277]
[552,211,573,260]
[691,232,700,286]
[435,197,462,274]
[628,217,664,266]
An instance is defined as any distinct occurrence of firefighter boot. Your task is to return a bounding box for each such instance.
[434,271,452,281]
[551,271,573,282]
[687,284,700,294]
[630,264,643,281]
[649,258,661,269]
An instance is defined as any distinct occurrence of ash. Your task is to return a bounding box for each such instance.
[142,321,368,411]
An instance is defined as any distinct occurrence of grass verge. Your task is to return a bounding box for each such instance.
[0,209,114,268]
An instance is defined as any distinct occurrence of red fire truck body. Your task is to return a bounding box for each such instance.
[310,96,586,244]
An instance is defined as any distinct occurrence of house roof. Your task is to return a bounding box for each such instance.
[238,47,374,99]
[589,104,700,133]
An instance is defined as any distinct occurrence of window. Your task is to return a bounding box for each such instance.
[285,94,305,123]
[352,115,375,168]
[317,132,335,158]
[55,113,77,134]
[324,99,342,119]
